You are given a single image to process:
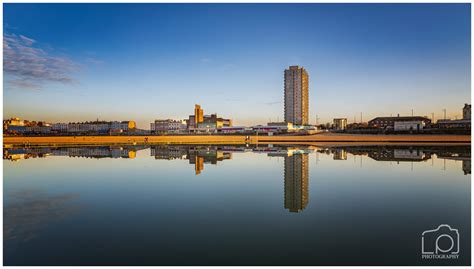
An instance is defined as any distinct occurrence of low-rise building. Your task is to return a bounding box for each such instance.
[368,116,431,129]
[52,123,68,132]
[25,125,52,134]
[110,121,136,132]
[437,119,471,129]
[333,118,347,130]
[152,119,187,133]
[68,121,136,134]
[267,122,294,130]
[394,121,425,131]
[5,117,25,126]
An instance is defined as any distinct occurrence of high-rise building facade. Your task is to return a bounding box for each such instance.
[284,66,309,125]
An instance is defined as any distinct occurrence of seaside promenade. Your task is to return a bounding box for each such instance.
[3,133,471,146]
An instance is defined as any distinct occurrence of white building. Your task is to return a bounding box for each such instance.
[110,121,136,132]
[333,118,348,130]
[152,119,187,133]
[394,121,424,131]
[68,121,136,133]
[52,123,68,132]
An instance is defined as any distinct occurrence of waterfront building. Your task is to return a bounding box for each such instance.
[436,104,471,129]
[333,118,348,130]
[284,66,309,125]
[463,103,471,120]
[152,119,187,134]
[267,122,295,131]
[52,123,68,132]
[252,125,280,133]
[187,105,232,132]
[394,121,425,131]
[194,104,204,125]
[110,121,136,132]
[284,153,309,213]
[4,117,24,127]
[218,126,247,133]
[67,121,136,134]
[25,125,52,134]
[437,119,471,129]
[368,116,431,129]
[68,121,108,133]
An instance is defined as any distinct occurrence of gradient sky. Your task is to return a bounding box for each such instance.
[3,3,471,128]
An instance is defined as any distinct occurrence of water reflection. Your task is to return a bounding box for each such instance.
[4,144,471,215]
[317,145,471,175]
[4,189,80,243]
[3,143,471,265]
[284,154,309,212]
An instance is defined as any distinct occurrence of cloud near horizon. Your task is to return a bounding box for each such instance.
[4,33,79,90]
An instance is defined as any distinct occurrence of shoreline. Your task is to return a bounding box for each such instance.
[3,133,471,146]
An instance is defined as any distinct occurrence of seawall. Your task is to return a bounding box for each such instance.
[3,133,471,146]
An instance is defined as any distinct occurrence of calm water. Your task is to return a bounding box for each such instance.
[3,144,471,265]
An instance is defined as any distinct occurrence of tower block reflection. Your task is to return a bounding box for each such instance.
[195,156,204,175]
[284,153,309,213]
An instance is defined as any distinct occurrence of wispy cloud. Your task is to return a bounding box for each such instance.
[200,57,212,63]
[265,101,282,105]
[4,33,79,90]
[7,79,40,91]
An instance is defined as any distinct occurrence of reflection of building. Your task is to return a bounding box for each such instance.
[368,149,430,162]
[194,156,204,175]
[284,66,309,125]
[151,146,187,160]
[284,154,309,213]
[150,145,232,175]
[3,146,141,161]
[333,149,347,160]
[187,147,232,175]
[463,160,471,175]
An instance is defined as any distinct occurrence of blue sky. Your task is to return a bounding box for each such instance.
[4,3,471,128]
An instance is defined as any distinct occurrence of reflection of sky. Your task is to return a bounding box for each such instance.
[3,149,471,265]
[4,189,80,243]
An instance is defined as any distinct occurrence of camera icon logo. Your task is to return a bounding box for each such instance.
[422,224,460,255]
